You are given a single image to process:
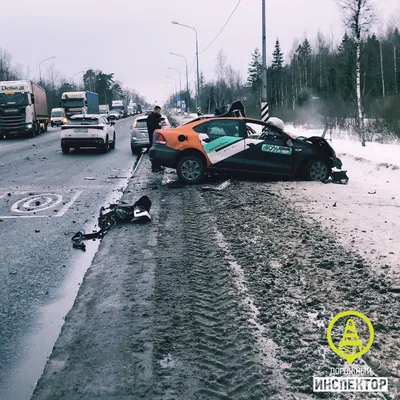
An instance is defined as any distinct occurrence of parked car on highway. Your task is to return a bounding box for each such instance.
[109,109,120,120]
[50,108,67,127]
[149,101,343,184]
[130,114,170,154]
[60,114,116,154]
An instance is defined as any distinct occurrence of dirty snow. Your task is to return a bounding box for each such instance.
[282,124,400,279]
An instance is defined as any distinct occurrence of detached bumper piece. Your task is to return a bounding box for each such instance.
[71,195,152,251]
[322,170,349,185]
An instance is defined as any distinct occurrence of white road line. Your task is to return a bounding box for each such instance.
[0,190,82,219]
[55,190,83,217]
[0,215,51,219]
[11,194,63,214]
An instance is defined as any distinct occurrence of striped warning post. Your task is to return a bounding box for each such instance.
[261,102,269,122]
[197,107,203,116]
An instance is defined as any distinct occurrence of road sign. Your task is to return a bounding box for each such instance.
[261,102,269,122]
[176,95,181,101]
[181,100,186,110]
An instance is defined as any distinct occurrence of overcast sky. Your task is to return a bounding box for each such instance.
[1,0,398,103]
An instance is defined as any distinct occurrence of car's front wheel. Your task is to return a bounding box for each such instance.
[177,155,206,185]
[305,159,331,181]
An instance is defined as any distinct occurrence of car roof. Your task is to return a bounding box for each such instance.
[136,114,167,121]
[70,114,100,119]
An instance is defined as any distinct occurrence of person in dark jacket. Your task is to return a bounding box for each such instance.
[146,106,165,172]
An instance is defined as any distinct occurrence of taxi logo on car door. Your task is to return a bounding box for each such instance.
[261,144,292,155]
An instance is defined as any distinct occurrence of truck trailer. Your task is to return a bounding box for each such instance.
[99,104,110,116]
[0,80,49,138]
[61,91,99,118]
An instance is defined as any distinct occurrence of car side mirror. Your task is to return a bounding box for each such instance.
[31,95,35,104]
[110,121,115,126]
[178,134,187,142]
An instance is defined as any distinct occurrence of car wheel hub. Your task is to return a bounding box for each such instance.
[310,162,328,181]
[182,160,200,180]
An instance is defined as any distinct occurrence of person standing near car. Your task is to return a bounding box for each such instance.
[146,105,165,172]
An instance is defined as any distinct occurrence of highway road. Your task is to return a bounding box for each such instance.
[0,116,142,399]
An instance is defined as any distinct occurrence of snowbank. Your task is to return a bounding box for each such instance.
[286,124,400,168]
[279,125,400,276]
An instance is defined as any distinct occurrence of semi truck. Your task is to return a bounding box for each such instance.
[130,103,138,114]
[0,80,49,138]
[61,91,99,119]
[99,104,110,116]
[111,100,127,118]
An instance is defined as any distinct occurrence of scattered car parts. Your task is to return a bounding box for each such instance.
[72,195,152,251]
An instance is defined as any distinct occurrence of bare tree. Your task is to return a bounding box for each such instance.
[45,63,60,90]
[215,49,227,83]
[387,13,400,95]
[378,37,385,99]
[337,0,375,146]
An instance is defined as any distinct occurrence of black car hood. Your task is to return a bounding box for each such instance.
[295,135,336,157]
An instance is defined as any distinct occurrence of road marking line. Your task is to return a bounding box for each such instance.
[55,190,83,217]
[0,215,51,219]
[0,190,82,219]
[11,194,63,214]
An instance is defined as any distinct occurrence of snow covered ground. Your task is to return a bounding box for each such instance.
[282,124,400,279]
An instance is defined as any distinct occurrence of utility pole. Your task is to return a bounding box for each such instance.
[195,33,200,108]
[170,52,190,114]
[261,0,269,122]
[39,56,56,85]
[172,22,200,109]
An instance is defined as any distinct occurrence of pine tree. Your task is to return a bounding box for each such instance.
[247,48,262,107]
[272,39,284,70]
[271,39,284,106]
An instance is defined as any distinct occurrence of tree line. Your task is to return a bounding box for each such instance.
[0,49,146,112]
[166,0,400,141]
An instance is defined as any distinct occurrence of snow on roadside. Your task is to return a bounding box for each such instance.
[281,124,400,279]
[285,124,400,168]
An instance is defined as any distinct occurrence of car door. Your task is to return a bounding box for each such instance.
[193,119,246,170]
[243,120,295,175]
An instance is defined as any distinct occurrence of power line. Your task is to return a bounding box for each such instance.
[200,0,242,54]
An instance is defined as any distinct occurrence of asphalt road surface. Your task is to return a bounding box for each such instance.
[0,115,142,400]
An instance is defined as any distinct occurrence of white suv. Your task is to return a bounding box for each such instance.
[61,114,116,154]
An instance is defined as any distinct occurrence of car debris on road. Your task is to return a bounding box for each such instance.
[322,170,349,184]
[71,195,152,251]
[201,179,232,192]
